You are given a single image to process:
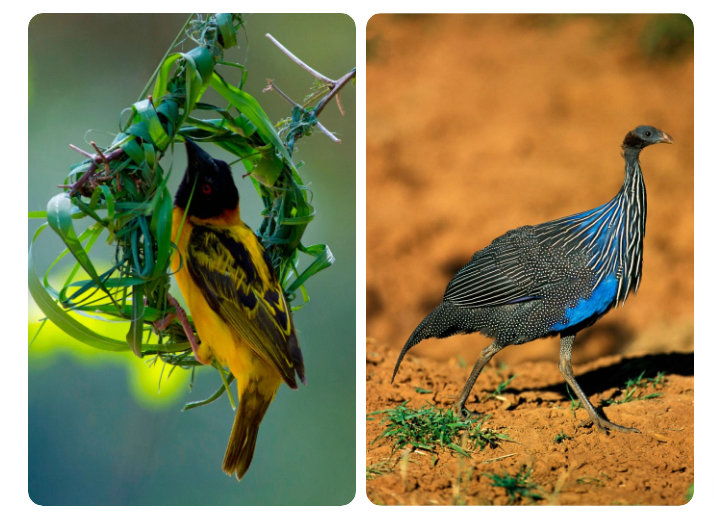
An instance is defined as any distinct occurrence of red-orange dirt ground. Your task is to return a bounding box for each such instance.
[366,15,693,506]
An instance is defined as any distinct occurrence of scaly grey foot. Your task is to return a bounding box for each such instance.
[579,414,640,433]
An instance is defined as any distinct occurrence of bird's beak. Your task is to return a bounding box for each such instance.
[185,138,216,171]
[658,131,674,145]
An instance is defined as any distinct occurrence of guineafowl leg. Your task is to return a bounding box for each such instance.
[558,334,640,433]
[454,342,504,418]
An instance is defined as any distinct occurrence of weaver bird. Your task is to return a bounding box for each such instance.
[171,139,305,480]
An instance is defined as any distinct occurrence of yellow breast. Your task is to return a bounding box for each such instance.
[171,208,281,400]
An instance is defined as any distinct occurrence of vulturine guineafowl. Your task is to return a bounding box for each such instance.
[392,125,674,433]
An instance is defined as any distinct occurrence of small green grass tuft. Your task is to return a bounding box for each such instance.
[414,386,432,394]
[605,371,666,405]
[553,430,573,444]
[484,465,543,505]
[566,385,582,417]
[366,460,390,481]
[483,373,518,402]
[369,402,514,458]
[684,483,694,503]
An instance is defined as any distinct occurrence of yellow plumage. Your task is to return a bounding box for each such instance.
[170,140,304,480]
[172,208,283,395]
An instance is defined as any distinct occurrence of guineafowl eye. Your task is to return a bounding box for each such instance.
[645,130,652,137]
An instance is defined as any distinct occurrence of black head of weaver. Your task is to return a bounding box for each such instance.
[622,125,674,151]
[175,139,239,219]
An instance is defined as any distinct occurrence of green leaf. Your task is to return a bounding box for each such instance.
[182,47,216,119]
[152,53,182,102]
[29,241,129,352]
[130,216,155,278]
[119,134,145,164]
[252,144,284,187]
[56,227,106,303]
[210,72,298,178]
[286,244,335,295]
[46,194,116,305]
[151,186,173,278]
[126,284,145,358]
[185,46,216,88]
[216,13,237,49]
[99,185,115,221]
[132,99,170,151]
[30,232,190,353]
[82,304,167,324]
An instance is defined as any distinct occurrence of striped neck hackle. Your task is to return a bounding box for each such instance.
[534,131,653,307]
[614,144,647,304]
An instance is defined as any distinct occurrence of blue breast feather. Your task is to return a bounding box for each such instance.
[550,273,619,332]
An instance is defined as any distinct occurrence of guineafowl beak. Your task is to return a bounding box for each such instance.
[658,132,674,145]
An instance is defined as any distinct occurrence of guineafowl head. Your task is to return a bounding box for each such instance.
[622,125,674,150]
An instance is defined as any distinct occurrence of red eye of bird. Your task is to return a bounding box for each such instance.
[202,184,212,195]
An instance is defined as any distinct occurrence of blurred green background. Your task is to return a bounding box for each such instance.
[28,13,355,505]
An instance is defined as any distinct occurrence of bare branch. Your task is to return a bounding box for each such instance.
[265,33,335,84]
[90,141,112,176]
[69,144,94,159]
[316,122,341,144]
[335,92,345,116]
[263,34,354,144]
[264,79,300,107]
[68,146,125,196]
[264,79,340,143]
[314,68,356,117]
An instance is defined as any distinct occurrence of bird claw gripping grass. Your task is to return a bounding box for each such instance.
[393,125,674,433]
[29,14,352,407]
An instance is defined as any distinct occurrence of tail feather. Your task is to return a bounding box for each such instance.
[288,333,307,386]
[392,302,472,383]
[222,381,272,481]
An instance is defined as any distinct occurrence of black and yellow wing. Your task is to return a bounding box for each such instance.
[185,223,305,389]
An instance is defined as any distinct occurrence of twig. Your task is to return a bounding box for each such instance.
[317,122,341,143]
[264,79,341,143]
[264,34,353,144]
[314,68,356,117]
[265,33,334,83]
[69,144,95,159]
[90,141,111,175]
[67,147,125,196]
[264,79,299,106]
[335,92,345,116]
[482,453,518,465]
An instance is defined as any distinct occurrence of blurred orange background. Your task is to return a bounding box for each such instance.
[366,14,693,368]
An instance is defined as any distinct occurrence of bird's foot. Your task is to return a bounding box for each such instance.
[454,403,474,420]
[579,415,640,434]
[152,312,176,331]
[166,293,210,365]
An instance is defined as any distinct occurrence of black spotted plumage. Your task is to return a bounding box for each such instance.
[392,126,674,433]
